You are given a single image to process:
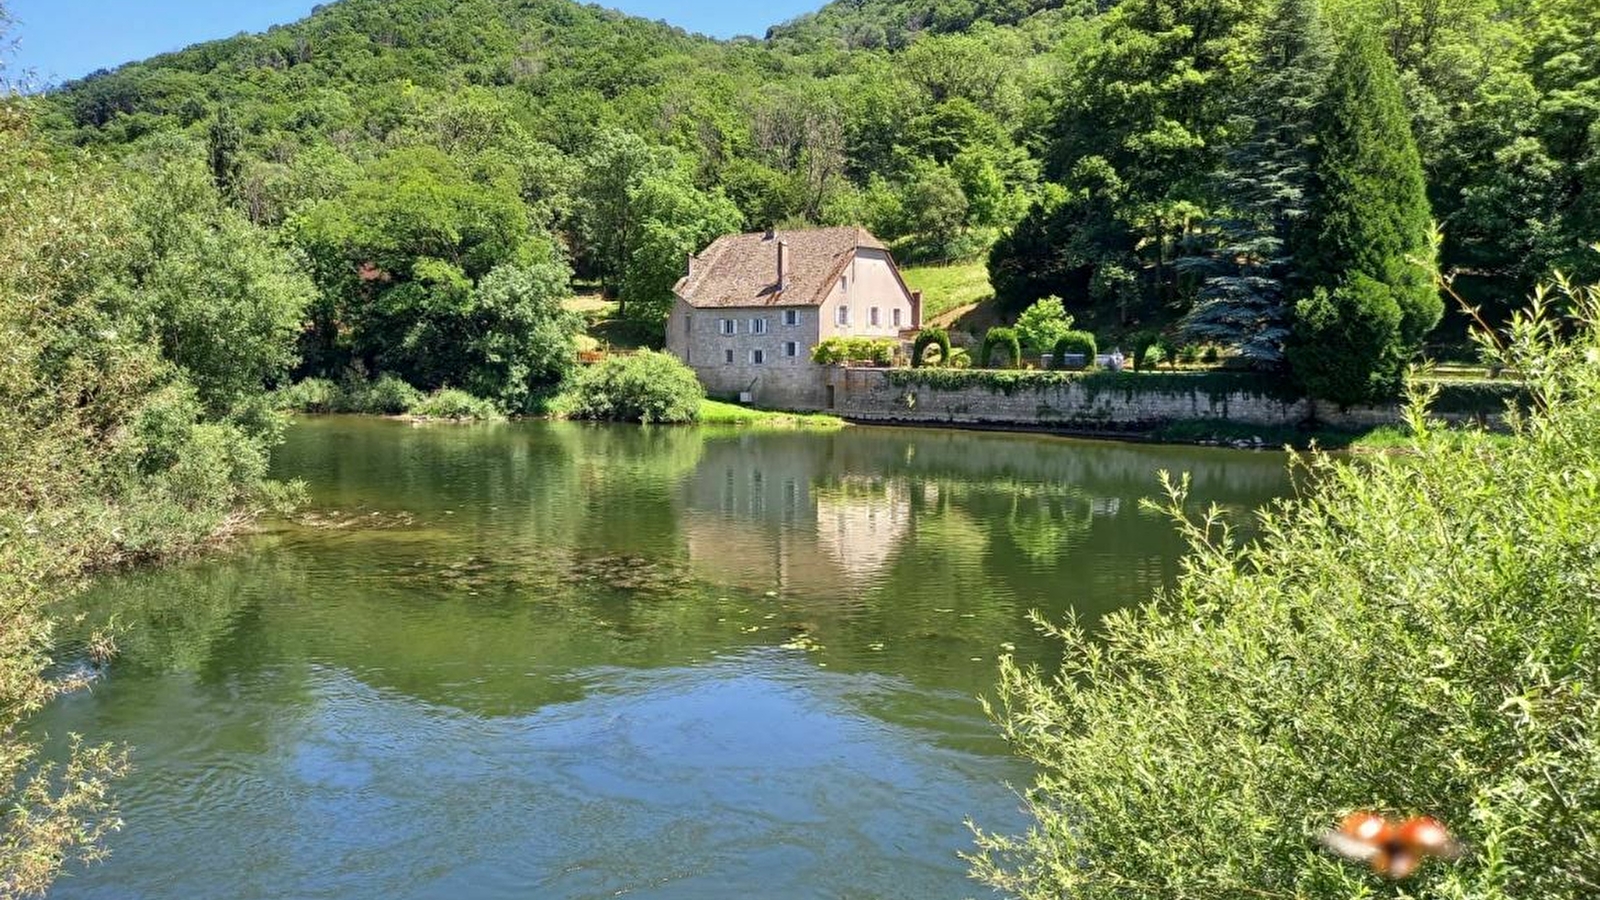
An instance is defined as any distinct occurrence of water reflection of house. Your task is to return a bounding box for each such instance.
[815,478,912,582]
[678,438,912,598]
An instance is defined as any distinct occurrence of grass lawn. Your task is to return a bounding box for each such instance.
[699,399,847,429]
[901,261,993,323]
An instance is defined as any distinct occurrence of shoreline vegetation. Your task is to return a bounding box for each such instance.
[969,262,1600,900]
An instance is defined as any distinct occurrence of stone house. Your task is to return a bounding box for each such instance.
[664,226,922,409]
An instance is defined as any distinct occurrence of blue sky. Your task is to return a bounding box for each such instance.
[6,0,824,85]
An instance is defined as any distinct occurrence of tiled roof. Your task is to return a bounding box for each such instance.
[674,226,888,309]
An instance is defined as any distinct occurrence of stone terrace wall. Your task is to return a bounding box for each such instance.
[822,368,1513,432]
[828,368,1313,429]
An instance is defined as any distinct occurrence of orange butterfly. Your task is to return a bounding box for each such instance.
[1319,812,1465,879]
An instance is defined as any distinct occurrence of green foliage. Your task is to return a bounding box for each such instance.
[911,328,953,368]
[1294,30,1440,348]
[462,262,583,414]
[971,268,1600,900]
[409,388,503,421]
[980,327,1023,369]
[0,99,297,896]
[275,378,339,414]
[1126,329,1162,371]
[1052,330,1098,366]
[1288,277,1405,407]
[1180,0,1333,367]
[568,351,705,424]
[812,337,897,366]
[338,374,424,416]
[30,0,1596,357]
[887,366,1297,402]
[989,165,1134,316]
[1013,296,1075,354]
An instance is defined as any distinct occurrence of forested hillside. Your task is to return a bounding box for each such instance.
[32,0,1600,399]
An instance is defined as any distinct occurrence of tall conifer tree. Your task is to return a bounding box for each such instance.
[1181,0,1334,367]
[1288,29,1440,405]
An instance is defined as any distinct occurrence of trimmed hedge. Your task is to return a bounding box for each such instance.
[887,367,1303,403]
[813,337,897,366]
[981,327,1023,369]
[911,328,952,368]
[1422,379,1533,416]
[1052,331,1098,366]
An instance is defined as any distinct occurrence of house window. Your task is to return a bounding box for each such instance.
[724,349,734,365]
[783,341,799,358]
[783,309,799,327]
[719,319,736,336]
[751,318,769,335]
[750,349,767,365]
[870,307,881,327]
[685,314,692,336]
[893,308,903,328]
[836,306,850,326]
[839,276,848,293]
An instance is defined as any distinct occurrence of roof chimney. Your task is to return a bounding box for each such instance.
[777,240,789,291]
[686,252,695,278]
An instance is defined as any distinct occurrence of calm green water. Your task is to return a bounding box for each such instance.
[40,417,1290,900]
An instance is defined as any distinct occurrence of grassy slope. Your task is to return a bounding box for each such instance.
[901,261,994,324]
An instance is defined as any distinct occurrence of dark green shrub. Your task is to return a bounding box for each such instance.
[365,375,424,415]
[980,327,1023,369]
[327,372,423,415]
[569,350,704,423]
[912,328,952,368]
[410,388,501,421]
[1052,331,1098,368]
[1125,330,1160,371]
[1287,276,1405,407]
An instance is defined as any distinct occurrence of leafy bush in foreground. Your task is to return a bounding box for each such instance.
[568,350,704,424]
[971,269,1600,899]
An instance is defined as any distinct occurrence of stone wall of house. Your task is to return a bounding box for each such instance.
[666,298,826,408]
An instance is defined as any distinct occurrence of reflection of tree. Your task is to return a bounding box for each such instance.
[1004,488,1095,568]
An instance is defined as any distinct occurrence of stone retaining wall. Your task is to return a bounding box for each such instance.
[819,368,1501,433]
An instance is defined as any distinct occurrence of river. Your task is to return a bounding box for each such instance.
[40,417,1291,899]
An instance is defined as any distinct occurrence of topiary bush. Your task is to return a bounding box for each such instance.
[972,271,1600,900]
[980,327,1023,369]
[1052,330,1098,368]
[912,328,953,368]
[568,350,704,424]
[1127,329,1161,371]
